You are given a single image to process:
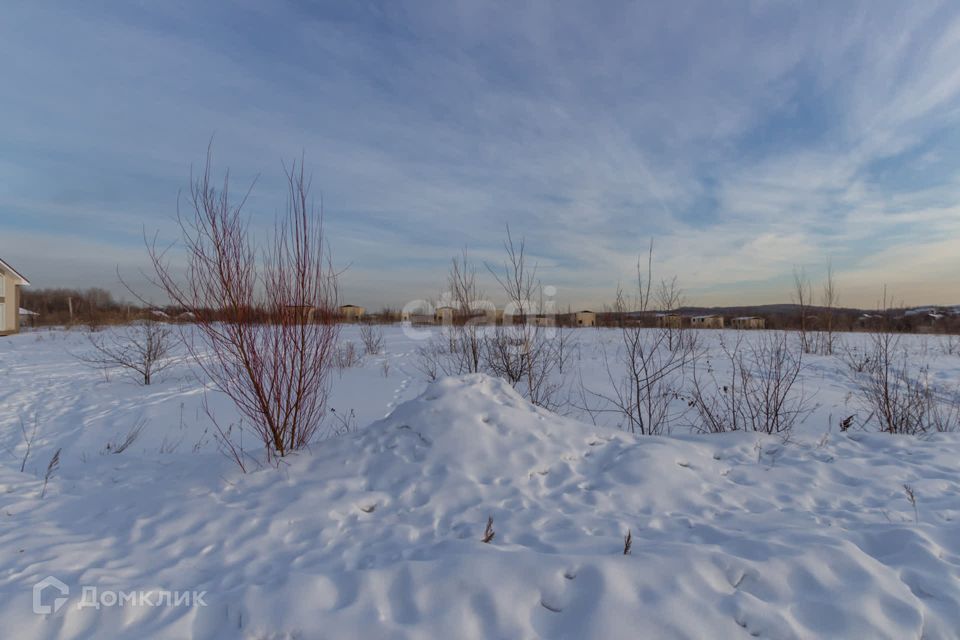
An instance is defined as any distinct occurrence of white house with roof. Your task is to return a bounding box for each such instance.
[0,258,31,335]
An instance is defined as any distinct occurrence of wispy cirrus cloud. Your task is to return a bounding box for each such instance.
[2,1,960,308]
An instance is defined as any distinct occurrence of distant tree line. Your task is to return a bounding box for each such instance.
[20,288,134,327]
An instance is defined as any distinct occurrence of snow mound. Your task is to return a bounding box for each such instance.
[4,373,960,639]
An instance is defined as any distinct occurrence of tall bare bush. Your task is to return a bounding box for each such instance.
[448,248,487,374]
[148,149,340,459]
[485,226,562,409]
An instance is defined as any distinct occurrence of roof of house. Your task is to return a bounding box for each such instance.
[18,307,38,316]
[339,304,362,309]
[0,258,30,286]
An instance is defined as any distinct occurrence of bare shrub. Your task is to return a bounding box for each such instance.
[844,290,957,435]
[447,248,486,374]
[851,332,960,434]
[688,331,810,434]
[941,334,960,357]
[483,327,527,387]
[359,324,383,355]
[414,326,478,381]
[839,339,872,373]
[335,341,359,370]
[580,242,695,435]
[148,148,340,460]
[928,385,960,433]
[76,320,176,385]
[484,226,562,409]
[327,407,357,438]
[623,529,633,555]
[414,341,443,382]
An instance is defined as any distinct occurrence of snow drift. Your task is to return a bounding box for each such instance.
[3,372,960,638]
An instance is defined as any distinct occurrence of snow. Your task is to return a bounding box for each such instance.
[2,326,960,639]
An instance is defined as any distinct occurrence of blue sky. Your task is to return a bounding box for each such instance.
[3,0,960,308]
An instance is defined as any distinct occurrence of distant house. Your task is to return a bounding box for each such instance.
[532,314,556,327]
[691,314,724,329]
[339,304,366,322]
[731,316,765,330]
[574,310,596,327]
[0,258,30,336]
[656,313,682,329]
[434,306,456,325]
[401,302,434,324]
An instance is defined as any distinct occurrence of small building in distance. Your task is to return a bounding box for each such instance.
[731,316,765,330]
[402,302,434,324]
[691,314,724,329]
[18,307,38,328]
[532,314,556,328]
[339,304,366,322]
[656,313,682,329]
[434,306,456,325]
[574,310,596,327]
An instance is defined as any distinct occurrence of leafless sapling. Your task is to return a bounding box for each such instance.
[792,267,814,354]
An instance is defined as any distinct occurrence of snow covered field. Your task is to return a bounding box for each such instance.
[2,325,960,639]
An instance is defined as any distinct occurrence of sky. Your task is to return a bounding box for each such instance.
[2,0,960,310]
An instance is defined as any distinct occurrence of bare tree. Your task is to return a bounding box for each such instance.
[793,267,814,354]
[148,148,340,460]
[76,320,176,385]
[820,260,839,355]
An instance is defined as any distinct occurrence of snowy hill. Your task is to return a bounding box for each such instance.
[2,357,960,638]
